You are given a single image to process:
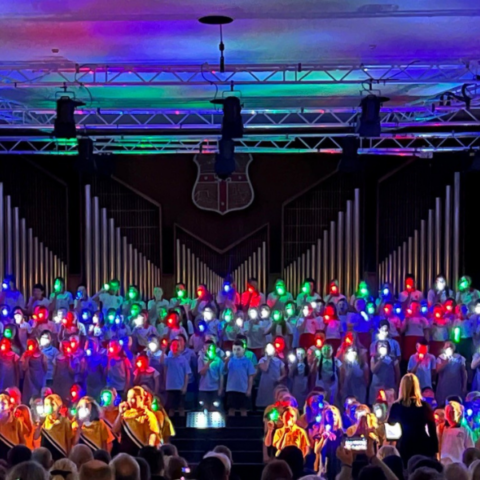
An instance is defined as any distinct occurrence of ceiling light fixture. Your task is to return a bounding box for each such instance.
[199,15,234,73]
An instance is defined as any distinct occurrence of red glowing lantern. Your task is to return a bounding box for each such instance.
[406,277,415,292]
[274,336,285,352]
[315,335,324,349]
[418,344,427,359]
[345,332,353,346]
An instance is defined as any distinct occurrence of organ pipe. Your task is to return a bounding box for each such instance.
[337,211,344,292]
[420,220,426,291]
[444,185,451,284]
[93,197,100,293]
[345,201,352,296]
[101,208,108,285]
[453,172,460,288]
[14,208,20,283]
[21,219,26,296]
[435,197,442,277]
[329,221,335,282]
[428,209,434,288]
[6,196,12,275]
[353,188,360,291]
[84,186,92,293]
[109,219,115,280]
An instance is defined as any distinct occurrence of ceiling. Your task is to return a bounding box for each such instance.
[1,0,479,110]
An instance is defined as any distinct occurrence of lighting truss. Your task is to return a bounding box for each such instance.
[2,106,480,131]
[1,132,479,155]
[0,61,478,87]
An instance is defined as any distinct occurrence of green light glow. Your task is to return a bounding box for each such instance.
[159,307,168,320]
[224,309,233,322]
[302,283,309,294]
[54,280,62,293]
[273,310,281,321]
[367,303,375,315]
[101,391,113,406]
[104,283,110,291]
[454,327,461,343]
[128,289,136,300]
[268,408,279,422]
[276,283,286,296]
[207,345,216,360]
[4,328,12,339]
[177,289,185,298]
[152,398,159,412]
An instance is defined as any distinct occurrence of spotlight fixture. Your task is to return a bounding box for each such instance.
[356,93,389,138]
[53,96,85,139]
[198,15,234,73]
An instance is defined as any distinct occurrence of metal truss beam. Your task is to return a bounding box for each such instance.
[0,132,478,156]
[0,61,478,87]
[2,106,480,131]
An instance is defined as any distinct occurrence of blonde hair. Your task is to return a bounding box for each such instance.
[50,458,78,480]
[397,373,423,407]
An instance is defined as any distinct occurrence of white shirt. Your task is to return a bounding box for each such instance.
[49,291,74,310]
[404,316,429,336]
[440,425,474,463]
[98,292,124,313]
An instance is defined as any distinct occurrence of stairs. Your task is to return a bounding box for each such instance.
[171,412,265,479]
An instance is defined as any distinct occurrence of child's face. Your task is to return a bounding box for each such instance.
[170,340,180,355]
[233,345,244,358]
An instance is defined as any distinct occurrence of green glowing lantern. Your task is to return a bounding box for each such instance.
[459,277,470,292]
[302,283,309,294]
[268,408,279,422]
[273,310,282,322]
[315,349,321,358]
[107,311,116,324]
[359,281,368,297]
[177,288,185,298]
[207,345,216,360]
[285,304,295,317]
[367,303,376,315]
[130,304,141,317]
[128,288,136,300]
[453,326,461,343]
[54,279,62,293]
[4,328,12,339]
[101,391,113,407]
[276,283,286,296]
[224,309,233,323]
[159,307,168,320]
[104,283,110,291]
[151,398,159,412]
[70,407,77,416]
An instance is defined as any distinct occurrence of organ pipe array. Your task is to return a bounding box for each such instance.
[85,185,161,301]
[0,182,67,296]
[175,239,268,295]
[378,172,460,293]
[283,188,361,297]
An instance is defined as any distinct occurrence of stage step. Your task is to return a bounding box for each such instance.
[170,412,266,469]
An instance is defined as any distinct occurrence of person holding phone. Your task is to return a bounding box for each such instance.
[387,373,438,465]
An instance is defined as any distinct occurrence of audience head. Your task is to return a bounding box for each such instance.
[134,458,150,480]
[93,450,112,465]
[407,456,443,477]
[357,465,387,480]
[463,447,480,467]
[31,447,52,470]
[444,463,468,480]
[212,445,233,465]
[110,453,140,480]
[50,458,78,480]
[7,445,32,468]
[69,445,94,471]
[196,456,228,480]
[6,461,48,480]
[79,460,113,480]
[138,446,164,476]
[470,460,480,480]
[377,445,400,461]
[277,446,304,479]
[261,459,293,480]
[382,455,404,480]
[409,467,446,480]
[166,456,188,480]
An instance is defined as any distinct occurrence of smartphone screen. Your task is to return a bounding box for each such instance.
[344,437,367,451]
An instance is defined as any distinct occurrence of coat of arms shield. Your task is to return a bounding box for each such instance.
[192,154,254,215]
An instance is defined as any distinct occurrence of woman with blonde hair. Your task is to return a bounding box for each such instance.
[387,373,438,465]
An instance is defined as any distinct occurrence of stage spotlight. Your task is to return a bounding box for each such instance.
[356,94,389,138]
[215,137,236,179]
[338,137,362,173]
[54,96,85,139]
